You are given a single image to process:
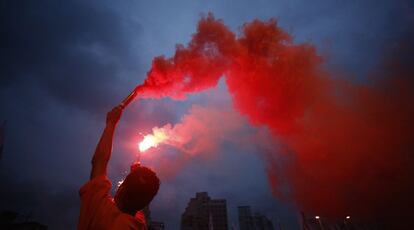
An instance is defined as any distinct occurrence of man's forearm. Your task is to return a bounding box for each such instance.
[93,123,116,164]
[90,123,116,179]
[89,105,123,180]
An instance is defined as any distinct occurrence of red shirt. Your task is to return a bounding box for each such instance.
[78,176,147,230]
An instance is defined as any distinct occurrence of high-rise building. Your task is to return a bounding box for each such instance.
[181,192,229,230]
[238,206,274,230]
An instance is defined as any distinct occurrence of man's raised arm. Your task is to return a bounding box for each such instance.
[90,105,123,180]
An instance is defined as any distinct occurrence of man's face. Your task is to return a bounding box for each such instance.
[114,177,136,211]
[114,182,125,206]
[113,172,144,214]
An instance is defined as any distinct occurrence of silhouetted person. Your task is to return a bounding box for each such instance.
[78,105,160,230]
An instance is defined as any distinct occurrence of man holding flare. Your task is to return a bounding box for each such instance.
[78,90,160,230]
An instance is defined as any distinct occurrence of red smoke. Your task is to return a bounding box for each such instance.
[143,104,247,178]
[136,13,414,227]
[148,104,245,155]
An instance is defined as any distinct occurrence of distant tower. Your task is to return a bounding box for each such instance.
[238,206,274,230]
[144,206,165,230]
[181,192,229,230]
[253,212,274,230]
[238,206,255,230]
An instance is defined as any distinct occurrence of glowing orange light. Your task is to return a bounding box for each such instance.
[117,179,124,188]
[139,135,157,152]
[138,127,170,152]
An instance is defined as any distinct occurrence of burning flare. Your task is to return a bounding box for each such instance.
[138,127,170,152]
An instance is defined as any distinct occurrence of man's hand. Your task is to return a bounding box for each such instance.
[106,105,123,126]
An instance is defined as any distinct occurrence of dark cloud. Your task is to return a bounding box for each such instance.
[0,0,142,113]
[0,1,145,229]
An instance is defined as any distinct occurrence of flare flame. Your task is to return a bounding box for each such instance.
[138,127,170,152]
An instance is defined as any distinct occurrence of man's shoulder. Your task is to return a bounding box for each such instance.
[112,213,147,230]
[79,175,112,197]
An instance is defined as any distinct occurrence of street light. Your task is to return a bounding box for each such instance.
[315,216,324,230]
[344,216,351,230]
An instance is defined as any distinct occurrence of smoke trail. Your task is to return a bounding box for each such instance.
[145,104,246,155]
[143,104,248,178]
[136,13,414,227]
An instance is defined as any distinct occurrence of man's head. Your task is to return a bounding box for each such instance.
[114,166,160,216]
